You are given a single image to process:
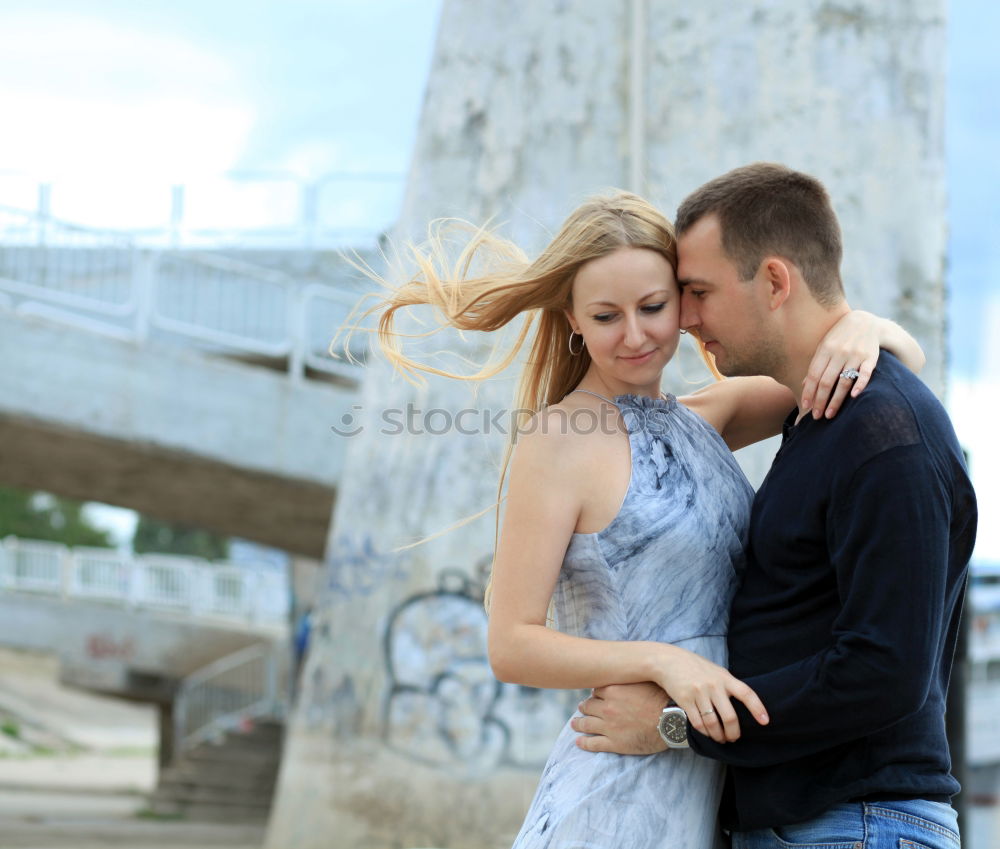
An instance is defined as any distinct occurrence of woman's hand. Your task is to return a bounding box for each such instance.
[802,310,926,420]
[652,644,768,744]
[801,310,881,420]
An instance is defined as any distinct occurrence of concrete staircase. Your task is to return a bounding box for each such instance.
[148,719,283,822]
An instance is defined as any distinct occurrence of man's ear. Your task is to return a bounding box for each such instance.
[760,257,792,311]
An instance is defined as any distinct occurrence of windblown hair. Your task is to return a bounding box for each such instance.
[353,191,690,608]
[373,191,678,416]
[675,162,845,306]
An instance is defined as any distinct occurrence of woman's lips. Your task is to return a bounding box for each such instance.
[620,350,656,364]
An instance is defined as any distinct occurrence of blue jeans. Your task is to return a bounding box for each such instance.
[732,800,960,849]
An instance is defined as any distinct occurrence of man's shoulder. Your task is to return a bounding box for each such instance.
[830,353,956,468]
[862,353,952,429]
[871,351,942,407]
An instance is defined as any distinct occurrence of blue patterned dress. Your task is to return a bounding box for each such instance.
[511,391,754,849]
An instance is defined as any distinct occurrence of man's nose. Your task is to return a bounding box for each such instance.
[679,293,699,332]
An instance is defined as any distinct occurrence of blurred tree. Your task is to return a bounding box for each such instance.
[0,486,112,547]
[133,515,230,561]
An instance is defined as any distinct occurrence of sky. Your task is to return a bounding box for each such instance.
[0,0,440,176]
[942,0,1000,564]
[0,1,995,560]
[0,0,440,236]
[947,0,1000,380]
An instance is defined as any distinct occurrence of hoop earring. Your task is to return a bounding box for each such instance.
[679,329,688,335]
[567,331,585,356]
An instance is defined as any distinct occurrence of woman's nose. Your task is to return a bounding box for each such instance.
[623,314,645,348]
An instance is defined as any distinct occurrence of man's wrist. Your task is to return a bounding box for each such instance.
[656,702,689,749]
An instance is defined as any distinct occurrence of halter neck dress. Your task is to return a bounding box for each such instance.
[511,390,754,849]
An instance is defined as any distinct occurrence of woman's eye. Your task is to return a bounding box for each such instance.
[641,303,666,313]
[593,313,615,323]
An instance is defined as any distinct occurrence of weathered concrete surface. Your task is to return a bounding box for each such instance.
[267,2,947,847]
[0,310,354,556]
[642,1,948,396]
[0,646,156,754]
[0,591,282,696]
[0,787,266,849]
[0,647,265,849]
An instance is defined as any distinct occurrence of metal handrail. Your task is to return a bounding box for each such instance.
[0,172,405,248]
[0,203,139,243]
[969,679,1000,766]
[0,205,367,383]
[173,642,285,755]
[0,536,288,626]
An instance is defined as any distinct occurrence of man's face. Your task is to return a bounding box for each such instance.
[677,215,780,378]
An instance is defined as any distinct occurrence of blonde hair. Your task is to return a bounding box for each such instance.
[356,191,712,608]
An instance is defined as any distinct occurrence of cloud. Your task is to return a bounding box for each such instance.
[0,13,254,179]
[0,12,242,100]
[949,375,1000,565]
[0,92,254,181]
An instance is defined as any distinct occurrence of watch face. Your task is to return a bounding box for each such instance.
[658,707,689,749]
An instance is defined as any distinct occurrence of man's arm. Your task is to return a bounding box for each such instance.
[572,681,670,754]
[575,442,964,764]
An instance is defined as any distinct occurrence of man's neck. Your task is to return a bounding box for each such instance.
[775,302,852,416]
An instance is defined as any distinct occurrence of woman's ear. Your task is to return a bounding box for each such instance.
[563,307,580,335]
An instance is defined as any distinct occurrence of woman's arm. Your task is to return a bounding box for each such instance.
[681,311,926,451]
[487,412,767,742]
[800,311,925,419]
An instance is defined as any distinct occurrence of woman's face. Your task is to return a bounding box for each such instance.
[566,246,680,395]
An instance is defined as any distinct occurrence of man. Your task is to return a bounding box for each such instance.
[571,163,977,847]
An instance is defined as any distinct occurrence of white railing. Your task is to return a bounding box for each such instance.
[967,571,1000,765]
[970,575,1000,662]
[174,642,286,755]
[0,536,288,626]
[968,675,1000,766]
[0,205,370,384]
[0,171,406,249]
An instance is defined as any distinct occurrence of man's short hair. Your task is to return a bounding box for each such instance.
[675,163,845,306]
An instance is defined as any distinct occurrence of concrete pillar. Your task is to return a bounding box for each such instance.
[266,2,946,847]
[158,700,175,769]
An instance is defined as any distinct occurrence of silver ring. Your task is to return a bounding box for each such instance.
[840,368,861,381]
[700,709,715,717]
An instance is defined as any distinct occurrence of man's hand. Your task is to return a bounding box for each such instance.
[570,682,670,755]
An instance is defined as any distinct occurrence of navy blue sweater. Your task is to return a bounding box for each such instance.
[690,353,978,830]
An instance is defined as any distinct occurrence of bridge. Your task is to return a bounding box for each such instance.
[0,201,369,815]
[0,204,373,556]
[0,535,290,776]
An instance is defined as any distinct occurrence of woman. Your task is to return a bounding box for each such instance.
[369,192,923,848]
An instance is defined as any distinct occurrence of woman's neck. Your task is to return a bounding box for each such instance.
[575,369,664,400]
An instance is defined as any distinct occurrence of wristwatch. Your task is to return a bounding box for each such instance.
[657,702,689,749]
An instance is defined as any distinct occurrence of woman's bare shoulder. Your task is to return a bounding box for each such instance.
[513,394,624,471]
[679,377,784,432]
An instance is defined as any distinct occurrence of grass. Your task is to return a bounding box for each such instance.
[1,719,20,739]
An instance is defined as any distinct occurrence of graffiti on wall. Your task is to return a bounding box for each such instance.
[382,565,579,770]
[326,533,408,600]
[303,667,364,739]
[85,632,135,661]
[298,533,578,768]
[296,603,366,736]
